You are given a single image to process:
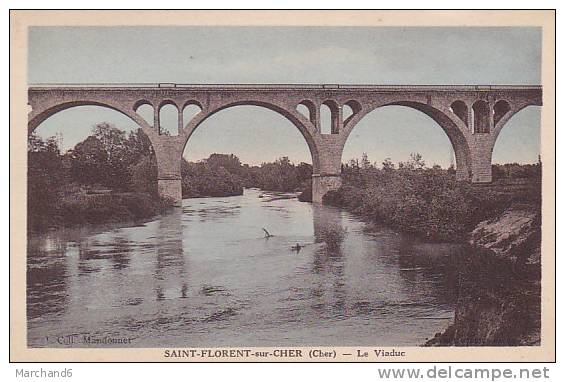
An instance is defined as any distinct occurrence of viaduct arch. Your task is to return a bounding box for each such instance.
[28,84,542,205]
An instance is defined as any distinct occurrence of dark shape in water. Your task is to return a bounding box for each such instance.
[262,228,273,238]
[291,243,304,252]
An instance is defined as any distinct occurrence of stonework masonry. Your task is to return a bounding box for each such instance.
[28,84,542,205]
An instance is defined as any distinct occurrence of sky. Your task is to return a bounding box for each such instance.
[29,26,542,166]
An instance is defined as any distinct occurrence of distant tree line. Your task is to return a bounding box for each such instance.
[180,154,312,198]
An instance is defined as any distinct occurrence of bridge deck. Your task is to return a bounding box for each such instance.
[28,83,542,91]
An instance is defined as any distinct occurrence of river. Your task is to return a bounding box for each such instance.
[27,188,466,348]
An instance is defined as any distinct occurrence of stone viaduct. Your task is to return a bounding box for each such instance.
[28,84,542,205]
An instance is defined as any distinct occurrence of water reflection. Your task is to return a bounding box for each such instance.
[397,241,467,307]
[310,204,347,317]
[27,234,70,320]
[154,208,187,301]
[76,236,133,273]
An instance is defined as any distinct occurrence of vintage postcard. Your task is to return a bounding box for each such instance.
[10,10,555,362]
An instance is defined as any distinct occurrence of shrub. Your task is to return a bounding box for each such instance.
[58,192,161,226]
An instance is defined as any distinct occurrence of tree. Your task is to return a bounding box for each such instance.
[382,158,395,171]
[92,122,128,156]
[296,162,313,182]
[409,153,426,170]
[206,153,242,175]
[27,134,66,230]
[180,157,244,198]
[91,123,131,190]
[68,123,156,191]
[124,129,154,163]
[28,133,60,154]
[68,135,109,187]
[361,152,371,170]
[130,155,158,195]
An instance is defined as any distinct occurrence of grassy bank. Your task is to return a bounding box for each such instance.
[58,192,172,226]
[322,155,541,242]
[28,188,173,232]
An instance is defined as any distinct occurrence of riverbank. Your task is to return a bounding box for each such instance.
[318,159,542,346]
[424,203,541,346]
[322,159,540,242]
[28,189,173,232]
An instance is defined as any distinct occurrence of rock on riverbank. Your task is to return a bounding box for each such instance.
[425,204,541,347]
[470,205,541,266]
